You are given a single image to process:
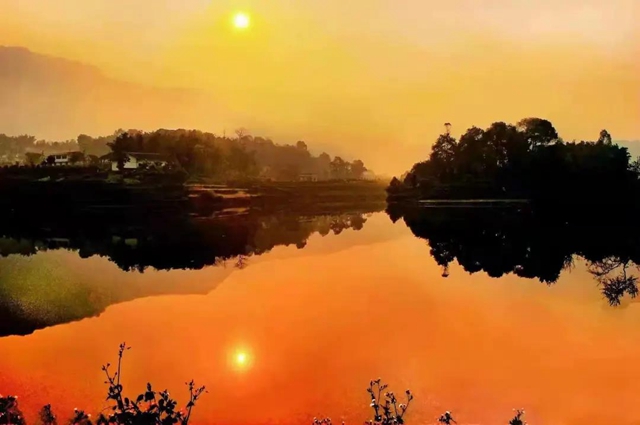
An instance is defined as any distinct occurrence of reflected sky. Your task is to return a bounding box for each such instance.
[2,214,640,425]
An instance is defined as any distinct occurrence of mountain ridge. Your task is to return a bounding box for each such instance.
[0,45,222,140]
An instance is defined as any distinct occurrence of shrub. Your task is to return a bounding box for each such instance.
[1,343,206,425]
[2,354,529,425]
[0,395,25,425]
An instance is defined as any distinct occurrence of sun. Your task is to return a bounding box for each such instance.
[229,347,253,372]
[233,12,251,29]
[236,352,247,365]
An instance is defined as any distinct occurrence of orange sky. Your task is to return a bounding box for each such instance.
[1,0,639,174]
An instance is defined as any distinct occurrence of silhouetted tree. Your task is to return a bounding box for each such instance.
[69,151,85,165]
[387,202,640,306]
[631,157,640,176]
[597,129,612,145]
[0,127,372,181]
[388,117,638,201]
[24,152,43,166]
[317,152,332,179]
[107,133,133,171]
[516,117,558,148]
[351,159,366,179]
[98,129,366,181]
[330,156,349,179]
[235,128,249,139]
[429,133,458,181]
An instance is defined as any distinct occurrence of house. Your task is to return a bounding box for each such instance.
[105,152,171,171]
[298,173,319,182]
[47,151,84,166]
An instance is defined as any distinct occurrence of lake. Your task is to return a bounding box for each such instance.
[2,206,640,425]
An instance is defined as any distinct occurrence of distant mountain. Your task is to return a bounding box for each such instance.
[0,46,220,139]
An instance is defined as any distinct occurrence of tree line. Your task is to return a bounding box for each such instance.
[107,129,369,180]
[1,129,371,181]
[388,118,640,201]
[1,131,119,167]
[0,134,108,159]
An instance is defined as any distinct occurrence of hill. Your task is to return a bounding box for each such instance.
[0,46,219,139]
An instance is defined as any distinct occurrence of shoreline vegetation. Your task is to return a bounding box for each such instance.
[0,345,527,425]
[386,118,640,204]
[1,129,373,182]
[0,128,385,212]
[383,117,640,306]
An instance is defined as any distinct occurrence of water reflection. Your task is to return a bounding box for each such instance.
[0,206,382,337]
[0,209,374,272]
[387,203,640,306]
[3,209,640,425]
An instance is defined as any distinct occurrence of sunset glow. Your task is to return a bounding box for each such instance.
[2,1,640,425]
[230,348,252,372]
[0,0,637,175]
[232,12,250,29]
[235,351,247,365]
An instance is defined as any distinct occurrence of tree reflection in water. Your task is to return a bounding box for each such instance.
[387,202,640,306]
[0,206,379,337]
[0,209,375,272]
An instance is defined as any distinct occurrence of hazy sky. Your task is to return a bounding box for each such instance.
[2,0,639,173]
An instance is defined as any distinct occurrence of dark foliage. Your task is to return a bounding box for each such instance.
[39,405,57,425]
[365,379,413,425]
[508,409,526,425]
[0,395,25,425]
[2,376,528,425]
[388,118,639,202]
[437,411,455,424]
[1,344,205,425]
[0,206,374,273]
[387,202,640,306]
[0,206,378,337]
[313,380,526,425]
[313,379,414,425]
[95,343,206,425]
[1,128,370,181]
[106,129,369,181]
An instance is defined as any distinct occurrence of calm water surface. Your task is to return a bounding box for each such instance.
[2,212,640,425]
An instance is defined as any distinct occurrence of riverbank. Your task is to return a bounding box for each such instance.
[191,180,387,212]
[0,176,387,215]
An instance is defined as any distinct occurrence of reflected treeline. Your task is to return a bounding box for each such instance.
[386,203,640,306]
[0,207,376,272]
[0,206,380,337]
